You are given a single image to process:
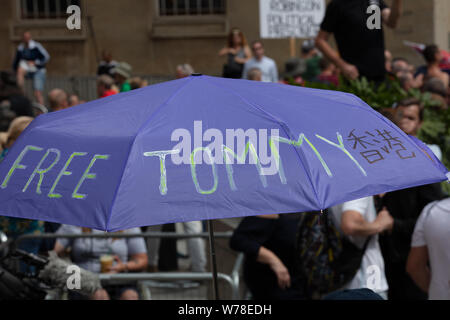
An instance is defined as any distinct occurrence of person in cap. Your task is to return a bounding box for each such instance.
[97,75,117,98]
[31,102,48,117]
[300,39,321,82]
[112,62,132,93]
[281,58,306,85]
[176,64,195,79]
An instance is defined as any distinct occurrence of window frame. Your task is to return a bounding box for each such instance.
[10,0,87,42]
[157,0,226,17]
[150,0,228,39]
[17,0,83,21]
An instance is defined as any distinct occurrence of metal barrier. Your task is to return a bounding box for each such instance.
[99,271,241,300]
[13,231,244,300]
[24,74,173,104]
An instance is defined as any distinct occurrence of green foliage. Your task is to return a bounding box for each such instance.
[292,76,450,194]
[421,106,450,195]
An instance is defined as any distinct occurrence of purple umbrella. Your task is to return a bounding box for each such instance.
[0,75,448,297]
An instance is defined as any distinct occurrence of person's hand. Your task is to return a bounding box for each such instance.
[377,207,394,233]
[270,260,291,290]
[27,61,35,66]
[107,256,126,274]
[228,48,237,55]
[234,56,246,64]
[340,62,359,80]
[218,47,228,56]
[219,47,235,56]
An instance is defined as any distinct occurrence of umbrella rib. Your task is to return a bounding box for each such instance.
[205,77,323,210]
[104,77,196,231]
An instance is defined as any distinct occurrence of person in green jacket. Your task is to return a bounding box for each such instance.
[300,39,321,82]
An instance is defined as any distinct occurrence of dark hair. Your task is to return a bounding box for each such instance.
[251,40,263,49]
[379,109,396,122]
[423,77,447,97]
[391,57,410,74]
[397,71,412,89]
[319,58,332,71]
[0,71,22,100]
[422,45,439,64]
[301,39,315,55]
[397,97,424,121]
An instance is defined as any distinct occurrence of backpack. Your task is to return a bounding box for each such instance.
[295,210,371,299]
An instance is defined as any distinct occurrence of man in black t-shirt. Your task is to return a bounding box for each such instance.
[97,51,118,77]
[316,0,402,82]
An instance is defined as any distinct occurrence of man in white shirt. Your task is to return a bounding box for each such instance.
[331,197,393,299]
[407,198,450,300]
[242,41,278,83]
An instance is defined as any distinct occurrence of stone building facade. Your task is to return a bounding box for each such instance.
[0,0,449,77]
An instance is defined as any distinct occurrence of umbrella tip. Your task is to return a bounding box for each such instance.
[191,73,203,77]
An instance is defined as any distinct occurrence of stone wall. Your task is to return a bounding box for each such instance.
[0,0,448,76]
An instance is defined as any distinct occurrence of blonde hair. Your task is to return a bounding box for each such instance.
[247,68,262,81]
[5,116,34,148]
[129,77,148,90]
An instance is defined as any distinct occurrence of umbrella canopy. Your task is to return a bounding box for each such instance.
[0,75,448,232]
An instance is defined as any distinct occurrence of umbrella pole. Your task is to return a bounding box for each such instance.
[208,220,220,300]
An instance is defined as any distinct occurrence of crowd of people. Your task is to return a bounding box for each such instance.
[229,0,449,302]
[0,0,449,301]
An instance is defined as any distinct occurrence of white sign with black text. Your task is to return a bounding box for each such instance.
[259,0,326,39]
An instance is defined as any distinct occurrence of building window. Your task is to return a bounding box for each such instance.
[159,0,226,16]
[19,0,81,19]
